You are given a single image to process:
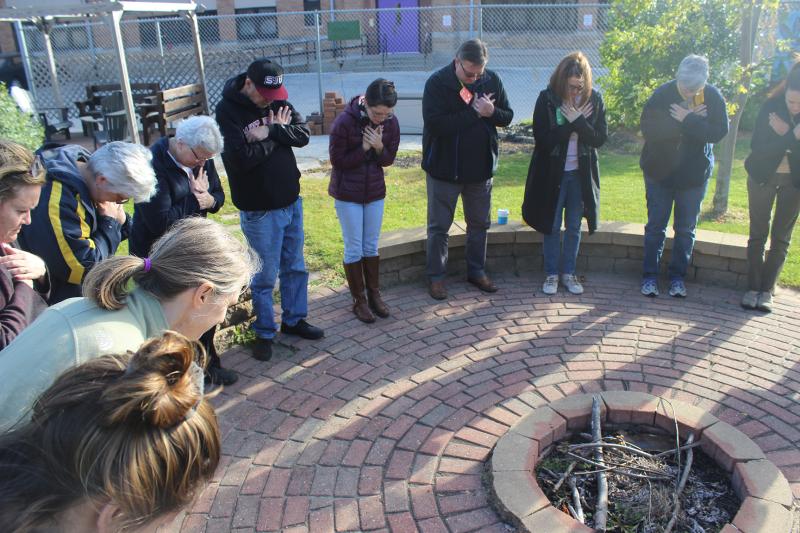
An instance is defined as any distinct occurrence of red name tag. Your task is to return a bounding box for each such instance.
[459,86,472,105]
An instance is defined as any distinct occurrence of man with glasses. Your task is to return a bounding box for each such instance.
[422,38,513,300]
[18,141,157,303]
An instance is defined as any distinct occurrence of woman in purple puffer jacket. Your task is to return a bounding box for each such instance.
[329,78,400,323]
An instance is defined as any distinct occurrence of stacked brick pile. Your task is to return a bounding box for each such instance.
[305,92,346,135]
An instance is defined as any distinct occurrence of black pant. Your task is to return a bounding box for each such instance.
[199,326,222,370]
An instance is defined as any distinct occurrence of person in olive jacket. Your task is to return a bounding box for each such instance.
[328,79,400,323]
[422,38,513,301]
[638,55,729,299]
[522,51,607,297]
[741,60,800,312]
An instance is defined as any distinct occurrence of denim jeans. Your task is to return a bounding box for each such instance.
[240,197,308,340]
[426,174,492,281]
[543,170,583,275]
[747,173,800,292]
[335,199,385,264]
[643,178,708,280]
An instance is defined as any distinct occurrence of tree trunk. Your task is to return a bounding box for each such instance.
[712,1,763,216]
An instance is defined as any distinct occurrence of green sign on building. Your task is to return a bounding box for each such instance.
[327,20,360,41]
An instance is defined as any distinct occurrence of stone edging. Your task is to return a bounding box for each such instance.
[378,220,750,289]
[489,391,794,532]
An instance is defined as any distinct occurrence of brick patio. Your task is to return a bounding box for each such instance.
[168,272,800,533]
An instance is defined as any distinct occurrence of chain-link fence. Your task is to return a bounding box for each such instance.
[16,2,786,129]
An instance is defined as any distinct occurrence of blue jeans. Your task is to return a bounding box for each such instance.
[543,170,583,276]
[335,199,385,264]
[240,197,309,340]
[643,178,708,280]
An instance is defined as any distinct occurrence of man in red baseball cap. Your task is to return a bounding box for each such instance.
[216,58,324,363]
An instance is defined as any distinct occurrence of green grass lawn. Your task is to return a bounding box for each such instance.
[182,136,800,290]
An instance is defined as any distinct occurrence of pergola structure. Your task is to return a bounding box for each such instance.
[0,1,207,144]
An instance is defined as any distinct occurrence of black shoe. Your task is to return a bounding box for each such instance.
[280,319,324,340]
[251,338,273,361]
[205,365,239,386]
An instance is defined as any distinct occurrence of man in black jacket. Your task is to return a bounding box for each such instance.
[422,39,513,300]
[216,58,324,362]
[639,54,729,299]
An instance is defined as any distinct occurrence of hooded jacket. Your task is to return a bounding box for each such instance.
[422,61,513,183]
[129,137,225,257]
[216,73,310,211]
[745,94,800,187]
[639,80,729,189]
[18,144,129,304]
[522,88,608,235]
[0,243,48,350]
[328,96,401,204]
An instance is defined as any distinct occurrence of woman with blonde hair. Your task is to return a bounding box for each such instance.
[0,216,260,431]
[522,51,608,296]
[0,139,49,348]
[0,331,221,532]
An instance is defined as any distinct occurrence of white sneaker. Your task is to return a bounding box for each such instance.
[668,279,687,298]
[542,274,559,295]
[641,278,659,297]
[741,290,759,310]
[757,291,773,313]
[561,273,584,295]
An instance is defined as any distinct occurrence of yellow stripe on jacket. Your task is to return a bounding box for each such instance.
[48,181,96,285]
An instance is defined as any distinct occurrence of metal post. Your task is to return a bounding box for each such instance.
[40,19,64,108]
[107,9,139,144]
[14,21,36,100]
[469,0,474,36]
[478,5,483,42]
[185,11,210,114]
[155,19,166,78]
[329,0,335,21]
[315,11,323,116]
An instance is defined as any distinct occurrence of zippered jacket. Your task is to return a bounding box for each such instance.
[328,96,400,204]
[18,144,129,304]
[216,73,310,211]
[745,95,800,187]
[422,61,513,183]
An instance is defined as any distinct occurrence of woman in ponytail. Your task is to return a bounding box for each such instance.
[0,216,260,431]
[0,331,221,532]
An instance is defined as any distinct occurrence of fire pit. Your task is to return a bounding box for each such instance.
[488,391,794,532]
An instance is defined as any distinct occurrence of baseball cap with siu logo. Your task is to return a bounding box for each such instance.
[246,58,288,101]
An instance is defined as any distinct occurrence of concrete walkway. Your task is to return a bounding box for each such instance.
[169,272,800,532]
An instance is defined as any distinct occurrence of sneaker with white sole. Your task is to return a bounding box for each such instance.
[560,273,584,295]
[641,278,659,297]
[756,291,773,313]
[542,274,559,295]
[668,279,687,298]
[741,290,759,310]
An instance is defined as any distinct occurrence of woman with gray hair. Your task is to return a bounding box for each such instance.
[130,115,230,382]
[0,216,260,432]
[18,141,157,304]
[639,54,729,298]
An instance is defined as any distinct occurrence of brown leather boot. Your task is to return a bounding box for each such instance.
[344,260,375,323]
[363,256,390,318]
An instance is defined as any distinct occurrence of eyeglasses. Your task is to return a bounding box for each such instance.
[568,83,584,92]
[189,146,212,163]
[458,60,484,81]
[367,108,394,121]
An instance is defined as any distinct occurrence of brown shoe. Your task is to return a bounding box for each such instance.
[363,256,390,318]
[428,279,447,300]
[467,275,498,293]
[344,261,375,323]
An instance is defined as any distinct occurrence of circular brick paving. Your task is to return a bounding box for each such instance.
[168,272,800,533]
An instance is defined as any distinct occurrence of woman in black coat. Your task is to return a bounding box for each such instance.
[741,61,800,312]
[522,51,607,296]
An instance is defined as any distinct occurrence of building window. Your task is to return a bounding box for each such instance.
[236,7,278,41]
[304,0,321,26]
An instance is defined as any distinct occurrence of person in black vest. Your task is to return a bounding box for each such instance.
[130,115,233,385]
[741,60,800,312]
[422,39,513,301]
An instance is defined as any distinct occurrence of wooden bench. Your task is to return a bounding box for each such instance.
[76,82,160,137]
[145,83,208,145]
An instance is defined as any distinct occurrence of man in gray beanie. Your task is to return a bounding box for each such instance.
[639,54,729,298]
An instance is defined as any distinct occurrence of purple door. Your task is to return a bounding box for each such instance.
[377,0,419,53]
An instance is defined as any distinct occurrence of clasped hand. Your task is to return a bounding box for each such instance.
[669,103,707,123]
[472,93,496,118]
[0,243,46,287]
[560,101,593,123]
[362,125,384,152]
[244,106,293,142]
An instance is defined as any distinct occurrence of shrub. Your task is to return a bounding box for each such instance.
[0,82,44,150]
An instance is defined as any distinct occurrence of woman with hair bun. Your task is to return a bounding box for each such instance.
[0,216,260,431]
[0,139,49,348]
[0,330,221,532]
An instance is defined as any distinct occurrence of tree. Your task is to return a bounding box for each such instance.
[600,0,778,215]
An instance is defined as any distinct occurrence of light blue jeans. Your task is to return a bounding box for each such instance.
[335,199,385,264]
[543,170,583,276]
[239,197,308,340]
[643,178,708,281]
